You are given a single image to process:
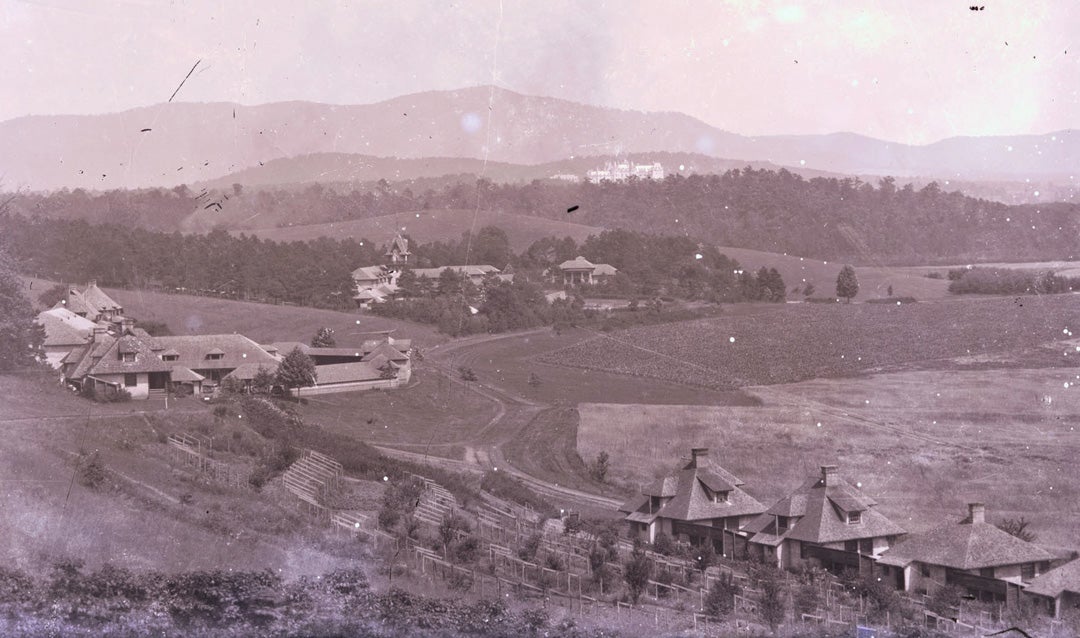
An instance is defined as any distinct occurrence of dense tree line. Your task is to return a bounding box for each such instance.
[947,267,1080,295]
[11,169,1080,264]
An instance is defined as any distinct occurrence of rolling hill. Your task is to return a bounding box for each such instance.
[237,209,604,252]
[3,85,1079,191]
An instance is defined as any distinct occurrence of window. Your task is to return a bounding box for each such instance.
[859,538,873,555]
[712,490,728,503]
[206,353,224,360]
[121,352,135,362]
[124,373,137,387]
[980,567,995,578]
[162,354,178,362]
[1022,563,1036,581]
[844,540,858,552]
[848,511,862,524]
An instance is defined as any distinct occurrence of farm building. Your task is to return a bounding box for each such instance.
[53,280,125,323]
[258,337,413,395]
[876,503,1056,605]
[37,307,97,368]
[618,448,766,557]
[1024,558,1080,618]
[553,257,618,285]
[742,465,905,573]
[62,331,281,399]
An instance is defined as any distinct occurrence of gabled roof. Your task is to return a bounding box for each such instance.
[1025,559,1080,598]
[386,234,410,255]
[81,283,122,312]
[592,263,618,276]
[879,514,1055,570]
[79,333,172,375]
[314,361,383,384]
[142,334,279,371]
[745,469,904,545]
[622,451,765,523]
[169,366,205,382]
[37,308,96,347]
[54,282,123,320]
[352,265,390,281]
[361,342,409,363]
[223,362,276,381]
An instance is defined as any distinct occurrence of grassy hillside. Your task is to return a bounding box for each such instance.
[238,209,603,252]
[540,294,1080,389]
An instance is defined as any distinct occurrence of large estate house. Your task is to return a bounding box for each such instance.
[876,503,1057,605]
[619,448,766,557]
[742,465,906,573]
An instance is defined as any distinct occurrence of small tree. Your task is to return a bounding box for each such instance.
[310,327,336,348]
[836,265,859,302]
[996,517,1037,542]
[759,568,786,630]
[251,366,275,394]
[275,347,316,401]
[928,584,964,618]
[458,366,477,383]
[624,539,652,604]
[705,570,741,618]
[590,451,610,483]
[652,533,675,556]
[803,282,816,297]
[77,451,107,490]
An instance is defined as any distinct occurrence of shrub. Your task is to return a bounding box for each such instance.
[927,584,964,617]
[623,540,651,604]
[77,451,107,490]
[705,570,740,618]
[454,535,481,564]
[652,532,675,556]
[517,533,542,563]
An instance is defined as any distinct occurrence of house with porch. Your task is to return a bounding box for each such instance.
[618,448,766,557]
[876,503,1056,606]
[1025,558,1080,619]
[555,257,618,286]
[742,465,906,573]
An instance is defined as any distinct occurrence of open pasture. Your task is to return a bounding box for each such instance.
[716,245,951,300]
[577,368,1080,547]
[240,209,604,251]
[540,294,1080,389]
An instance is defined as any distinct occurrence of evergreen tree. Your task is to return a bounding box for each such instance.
[275,347,316,399]
[0,244,45,371]
[836,265,859,302]
[251,366,275,394]
[623,539,651,604]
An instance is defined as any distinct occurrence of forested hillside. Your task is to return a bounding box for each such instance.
[8,168,1080,264]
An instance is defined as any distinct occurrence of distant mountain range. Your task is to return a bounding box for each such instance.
[1,85,1078,191]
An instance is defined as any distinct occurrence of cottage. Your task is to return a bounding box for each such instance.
[876,503,1055,605]
[1025,558,1080,618]
[618,448,766,557]
[555,257,617,285]
[742,465,905,573]
[37,307,96,368]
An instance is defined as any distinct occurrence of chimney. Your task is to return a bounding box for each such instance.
[820,465,839,486]
[689,448,709,469]
[967,503,986,524]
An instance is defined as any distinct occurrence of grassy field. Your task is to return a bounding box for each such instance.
[577,367,1080,548]
[0,372,371,575]
[540,294,1080,389]
[24,276,447,348]
[238,209,604,251]
[717,246,952,300]
[298,368,498,453]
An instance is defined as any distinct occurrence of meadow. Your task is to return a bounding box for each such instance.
[239,209,604,251]
[576,367,1080,548]
[540,294,1080,389]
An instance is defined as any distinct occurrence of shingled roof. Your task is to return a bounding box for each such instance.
[54,281,123,320]
[620,449,766,522]
[37,308,95,347]
[745,465,904,545]
[1025,559,1080,598]
[878,504,1054,570]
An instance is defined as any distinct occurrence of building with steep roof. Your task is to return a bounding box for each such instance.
[877,503,1056,604]
[53,280,125,323]
[618,448,766,557]
[37,307,97,368]
[742,465,905,573]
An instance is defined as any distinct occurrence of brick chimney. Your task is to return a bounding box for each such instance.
[820,465,839,486]
[967,503,986,524]
[689,448,709,469]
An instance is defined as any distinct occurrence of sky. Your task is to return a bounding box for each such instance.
[3,0,1078,144]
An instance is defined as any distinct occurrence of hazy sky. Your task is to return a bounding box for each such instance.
[3,0,1078,144]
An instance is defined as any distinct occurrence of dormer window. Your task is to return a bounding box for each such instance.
[121,352,135,362]
[712,490,728,504]
[848,511,862,525]
[163,354,178,362]
[206,353,224,360]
